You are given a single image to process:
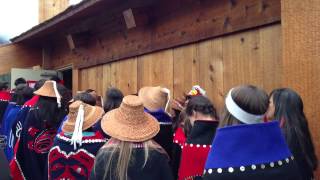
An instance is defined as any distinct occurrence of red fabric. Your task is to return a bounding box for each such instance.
[178,144,211,180]
[10,139,25,180]
[173,127,186,146]
[10,160,24,180]
[0,91,11,101]
[23,95,39,107]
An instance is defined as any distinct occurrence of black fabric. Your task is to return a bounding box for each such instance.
[90,148,174,180]
[154,124,173,156]
[172,143,182,180]
[0,101,9,125]
[203,160,301,180]
[187,120,219,145]
[0,149,10,180]
[288,133,314,179]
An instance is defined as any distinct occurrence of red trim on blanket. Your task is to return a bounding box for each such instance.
[178,144,211,180]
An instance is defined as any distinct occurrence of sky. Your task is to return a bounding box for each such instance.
[0,0,38,41]
[0,0,82,42]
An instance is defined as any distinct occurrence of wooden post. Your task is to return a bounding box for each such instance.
[281,0,320,177]
[72,68,79,96]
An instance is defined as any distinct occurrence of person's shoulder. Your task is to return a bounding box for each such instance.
[149,149,170,162]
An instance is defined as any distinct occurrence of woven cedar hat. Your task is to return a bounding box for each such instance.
[34,80,60,98]
[101,95,160,142]
[62,101,104,132]
[138,86,170,112]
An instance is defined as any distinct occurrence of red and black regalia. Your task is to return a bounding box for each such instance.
[48,101,106,180]
[178,120,219,180]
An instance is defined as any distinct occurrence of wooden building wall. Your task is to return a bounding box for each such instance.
[78,23,281,111]
[282,0,320,177]
[39,0,69,23]
[0,44,42,74]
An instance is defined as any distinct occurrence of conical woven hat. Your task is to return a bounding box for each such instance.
[101,95,160,142]
[34,80,60,98]
[62,101,104,132]
[138,86,170,112]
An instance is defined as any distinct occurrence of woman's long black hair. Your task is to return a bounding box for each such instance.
[35,84,70,128]
[103,88,124,113]
[271,88,318,171]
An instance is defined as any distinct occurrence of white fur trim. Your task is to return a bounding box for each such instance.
[52,81,61,108]
[70,104,84,150]
[161,88,170,112]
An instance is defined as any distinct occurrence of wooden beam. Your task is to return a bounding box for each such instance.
[123,9,137,29]
[74,0,281,68]
[66,34,76,50]
[281,0,320,177]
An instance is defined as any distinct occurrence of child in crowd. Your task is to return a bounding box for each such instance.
[48,100,106,179]
[203,85,302,179]
[267,88,318,179]
[91,95,174,180]
[178,95,219,180]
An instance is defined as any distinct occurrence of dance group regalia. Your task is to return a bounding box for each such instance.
[0,82,312,180]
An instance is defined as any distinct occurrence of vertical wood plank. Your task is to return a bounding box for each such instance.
[95,65,103,96]
[260,24,282,93]
[282,0,320,177]
[87,67,97,92]
[198,38,224,110]
[222,29,263,92]
[173,44,199,98]
[137,50,174,94]
[110,58,138,95]
[102,63,111,97]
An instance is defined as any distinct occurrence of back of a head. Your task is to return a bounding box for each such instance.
[12,84,34,105]
[219,85,268,128]
[73,92,96,106]
[50,76,62,83]
[186,95,218,120]
[271,88,318,171]
[35,83,69,127]
[271,88,304,122]
[34,79,46,91]
[0,81,8,91]
[104,88,124,112]
[14,78,26,87]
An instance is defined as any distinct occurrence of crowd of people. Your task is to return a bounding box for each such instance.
[0,77,318,180]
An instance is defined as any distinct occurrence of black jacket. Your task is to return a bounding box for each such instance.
[288,132,316,179]
[90,148,174,180]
